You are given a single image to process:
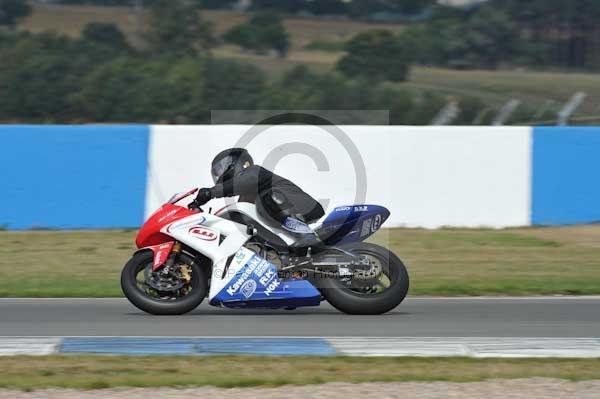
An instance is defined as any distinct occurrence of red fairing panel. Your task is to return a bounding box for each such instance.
[142,242,175,271]
[136,204,197,248]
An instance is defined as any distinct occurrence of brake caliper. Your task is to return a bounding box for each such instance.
[179,264,192,283]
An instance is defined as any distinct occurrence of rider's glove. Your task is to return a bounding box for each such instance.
[189,188,212,210]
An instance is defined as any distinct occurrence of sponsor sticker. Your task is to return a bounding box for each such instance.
[240,280,257,299]
[189,226,218,241]
[264,279,281,296]
[371,214,382,233]
[253,259,270,278]
[224,253,282,299]
[158,209,178,223]
[259,268,276,286]
[153,250,164,267]
[282,217,313,234]
[360,217,373,237]
[235,249,247,264]
[226,257,260,296]
[153,243,173,268]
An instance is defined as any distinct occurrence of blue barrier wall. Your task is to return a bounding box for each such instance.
[0,125,149,229]
[2,125,600,229]
[532,127,600,225]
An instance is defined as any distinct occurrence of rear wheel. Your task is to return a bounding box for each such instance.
[121,251,208,315]
[318,243,409,315]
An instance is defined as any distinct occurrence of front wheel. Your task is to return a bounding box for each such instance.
[121,251,208,315]
[318,243,409,315]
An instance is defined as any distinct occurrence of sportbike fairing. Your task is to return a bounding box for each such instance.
[160,212,320,309]
[210,247,321,309]
[318,205,390,245]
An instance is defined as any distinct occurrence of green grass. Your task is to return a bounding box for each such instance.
[0,230,135,297]
[370,226,600,296]
[404,67,600,116]
[0,356,599,390]
[1,226,600,297]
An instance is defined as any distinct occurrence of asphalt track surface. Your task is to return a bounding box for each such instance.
[1,297,599,337]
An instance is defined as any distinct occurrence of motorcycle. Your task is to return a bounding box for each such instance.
[121,188,409,315]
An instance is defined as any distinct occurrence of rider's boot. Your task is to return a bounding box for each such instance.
[280,215,325,256]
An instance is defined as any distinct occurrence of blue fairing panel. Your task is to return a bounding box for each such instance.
[210,253,321,309]
[317,205,390,245]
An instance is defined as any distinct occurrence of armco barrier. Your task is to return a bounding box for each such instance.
[1,125,599,229]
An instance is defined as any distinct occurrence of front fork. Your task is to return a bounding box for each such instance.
[160,241,182,274]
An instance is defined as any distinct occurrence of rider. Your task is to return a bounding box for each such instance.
[189,148,325,249]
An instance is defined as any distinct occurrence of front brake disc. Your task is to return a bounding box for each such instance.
[144,265,186,292]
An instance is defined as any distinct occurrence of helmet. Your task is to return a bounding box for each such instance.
[211,148,254,184]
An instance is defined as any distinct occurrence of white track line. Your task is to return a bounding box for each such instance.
[0,338,62,356]
[328,338,600,357]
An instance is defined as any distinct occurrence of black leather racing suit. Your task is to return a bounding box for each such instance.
[209,165,325,225]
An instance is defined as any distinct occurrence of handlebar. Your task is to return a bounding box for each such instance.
[188,202,203,212]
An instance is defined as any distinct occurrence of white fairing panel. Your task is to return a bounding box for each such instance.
[216,202,299,245]
[209,246,256,300]
[161,212,252,300]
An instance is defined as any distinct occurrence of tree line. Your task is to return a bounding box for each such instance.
[312,0,600,72]
[0,0,583,124]
[4,0,600,70]
[400,0,600,70]
[0,14,497,125]
[0,26,496,124]
[34,0,438,19]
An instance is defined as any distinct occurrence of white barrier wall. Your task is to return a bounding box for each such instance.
[147,126,532,228]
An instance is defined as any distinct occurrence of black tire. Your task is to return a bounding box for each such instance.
[121,251,208,315]
[317,243,409,315]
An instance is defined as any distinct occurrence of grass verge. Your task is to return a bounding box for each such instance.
[1,356,599,390]
[1,226,600,297]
